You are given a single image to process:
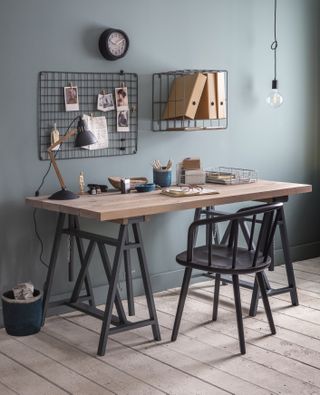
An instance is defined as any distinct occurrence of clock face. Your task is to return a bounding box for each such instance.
[108,31,127,57]
[99,28,129,61]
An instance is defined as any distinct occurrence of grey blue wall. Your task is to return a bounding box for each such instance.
[0,0,319,321]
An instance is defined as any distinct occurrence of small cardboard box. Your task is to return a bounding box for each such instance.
[182,157,201,170]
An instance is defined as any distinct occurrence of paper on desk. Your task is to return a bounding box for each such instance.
[82,114,109,150]
[161,187,219,197]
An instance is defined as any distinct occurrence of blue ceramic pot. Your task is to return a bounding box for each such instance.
[153,169,172,187]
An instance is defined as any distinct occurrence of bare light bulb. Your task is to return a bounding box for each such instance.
[266,79,283,108]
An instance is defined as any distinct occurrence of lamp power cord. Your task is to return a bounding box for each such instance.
[33,115,80,268]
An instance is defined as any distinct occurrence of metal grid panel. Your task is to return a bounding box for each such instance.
[39,71,138,160]
[152,69,228,132]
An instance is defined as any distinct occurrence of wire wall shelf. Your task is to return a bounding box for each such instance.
[38,71,138,160]
[152,69,228,132]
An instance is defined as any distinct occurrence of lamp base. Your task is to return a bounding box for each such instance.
[48,188,79,200]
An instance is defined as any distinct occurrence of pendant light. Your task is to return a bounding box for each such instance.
[266,0,283,108]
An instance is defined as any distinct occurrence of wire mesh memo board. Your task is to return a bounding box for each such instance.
[38,71,138,160]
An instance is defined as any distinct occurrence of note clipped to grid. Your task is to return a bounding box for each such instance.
[82,114,109,150]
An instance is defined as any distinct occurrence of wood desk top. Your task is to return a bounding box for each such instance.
[26,180,312,222]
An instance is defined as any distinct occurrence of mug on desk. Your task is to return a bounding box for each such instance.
[153,168,172,187]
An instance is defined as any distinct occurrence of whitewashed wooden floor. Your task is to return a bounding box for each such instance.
[0,258,320,394]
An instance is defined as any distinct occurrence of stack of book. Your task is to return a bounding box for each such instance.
[206,171,235,184]
[162,72,226,121]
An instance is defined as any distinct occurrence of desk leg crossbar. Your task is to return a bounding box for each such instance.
[42,214,161,356]
[194,204,299,316]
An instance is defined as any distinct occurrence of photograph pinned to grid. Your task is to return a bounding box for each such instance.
[97,91,115,112]
[64,86,79,112]
[117,109,129,132]
[115,86,129,111]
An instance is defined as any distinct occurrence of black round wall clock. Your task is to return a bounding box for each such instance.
[99,28,129,61]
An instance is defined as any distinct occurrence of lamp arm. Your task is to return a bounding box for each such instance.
[48,128,76,151]
[47,129,77,190]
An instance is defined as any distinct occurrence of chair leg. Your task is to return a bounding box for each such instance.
[171,267,193,342]
[212,274,220,321]
[232,274,246,354]
[249,277,260,317]
[256,272,276,335]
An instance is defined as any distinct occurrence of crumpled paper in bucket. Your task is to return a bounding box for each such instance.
[12,282,34,300]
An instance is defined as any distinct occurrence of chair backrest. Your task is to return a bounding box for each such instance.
[187,202,283,269]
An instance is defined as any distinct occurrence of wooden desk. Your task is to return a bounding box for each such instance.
[27,180,311,221]
[26,180,311,356]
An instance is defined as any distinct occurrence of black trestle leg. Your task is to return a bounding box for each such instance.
[232,274,246,355]
[124,228,135,316]
[70,240,95,303]
[73,216,96,307]
[256,272,276,335]
[212,273,220,321]
[42,213,65,326]
[278,207,299,306]
[132,223,161,342]
[68,215,74,282]
[98,225,126,356]
[171,267,193,341]
[97,242,127,325]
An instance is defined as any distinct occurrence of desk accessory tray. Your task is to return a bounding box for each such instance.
[38,71,138,160]
[206,167,258,185]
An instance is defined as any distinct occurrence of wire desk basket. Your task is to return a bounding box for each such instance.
[206,167,258,185]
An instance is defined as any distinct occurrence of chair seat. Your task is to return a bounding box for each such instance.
[176,245,271,275]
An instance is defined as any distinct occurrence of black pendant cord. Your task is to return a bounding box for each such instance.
[271,0,278,82]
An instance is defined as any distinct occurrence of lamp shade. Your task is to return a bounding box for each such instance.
[74,118,97,147]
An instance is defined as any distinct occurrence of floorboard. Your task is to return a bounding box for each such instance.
[0,259,319,394]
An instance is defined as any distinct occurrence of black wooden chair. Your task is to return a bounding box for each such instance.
[171,202,282,354]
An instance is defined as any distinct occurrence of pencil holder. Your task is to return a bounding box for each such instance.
[153,169,172,187]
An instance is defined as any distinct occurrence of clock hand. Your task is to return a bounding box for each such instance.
[115,38,125,46]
